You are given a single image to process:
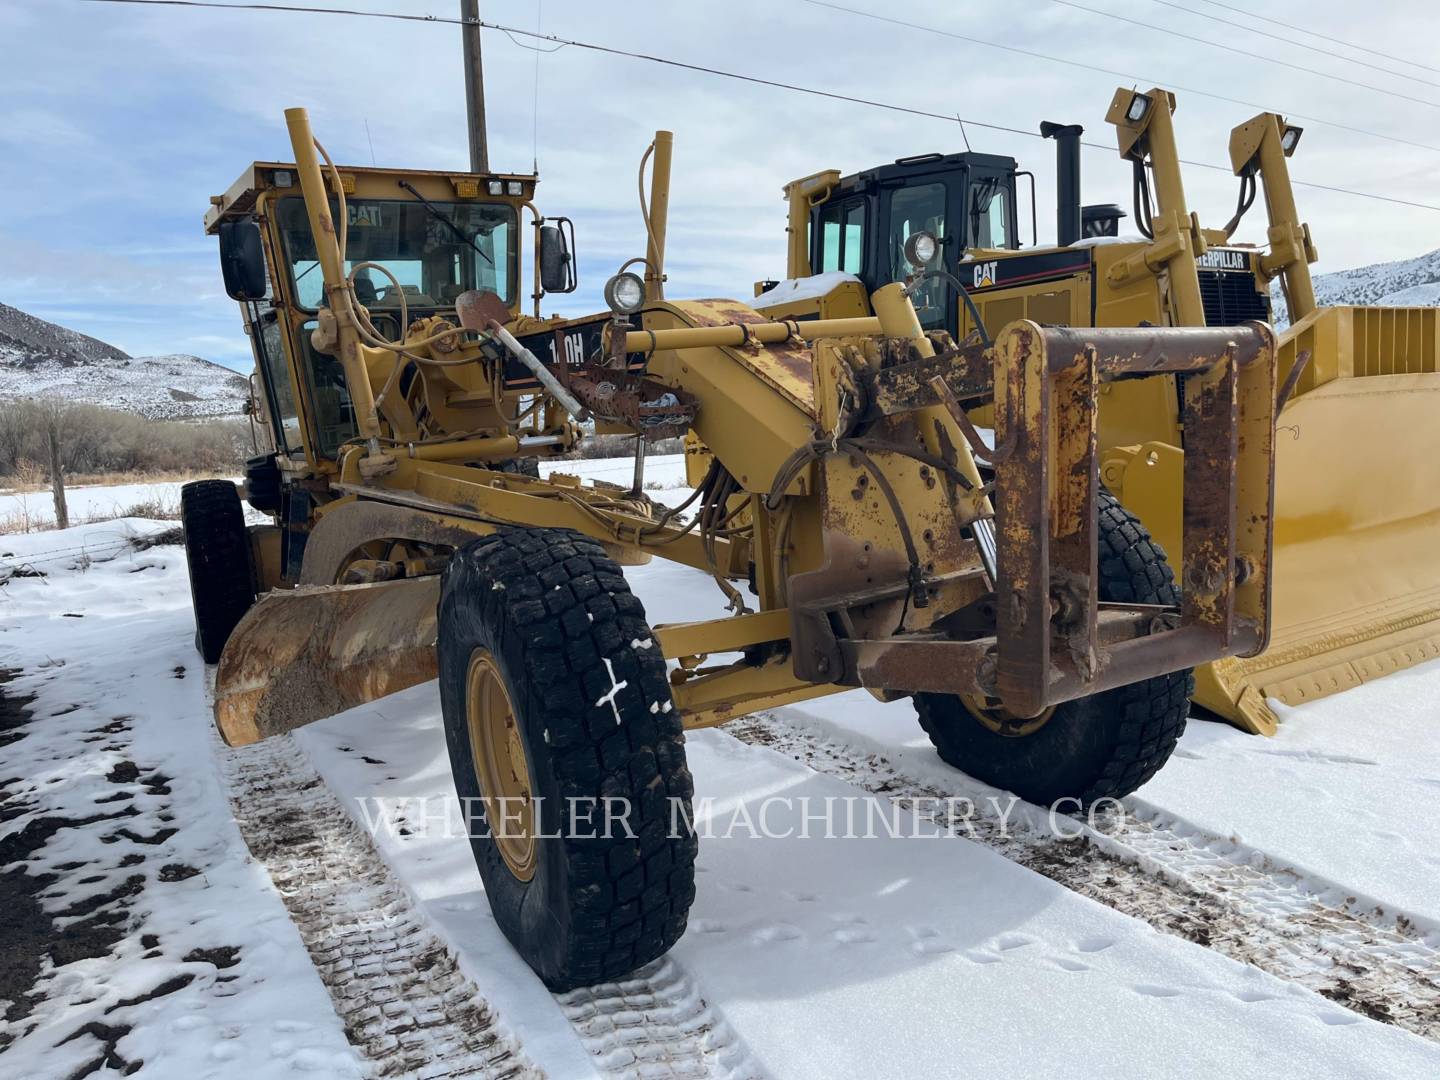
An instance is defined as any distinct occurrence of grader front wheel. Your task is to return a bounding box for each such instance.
[180,479,255,663]
[437,528,697,991]
[916,492,1193,809]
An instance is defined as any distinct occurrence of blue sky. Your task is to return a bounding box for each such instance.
[2,0,1438,371]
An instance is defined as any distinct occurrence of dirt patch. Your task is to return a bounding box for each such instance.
[182,945,242,970]
[0,808,138,866]
[57,1020,140,1077]
[0,681,36,749]
[0,867,52,1038]
[90,718,132,736]
[157,863,199,883]
[104,973,195,1013]
[58,875,145,919]
[141,772,172,796]
[104,826,177,847]
[106,761,140,784]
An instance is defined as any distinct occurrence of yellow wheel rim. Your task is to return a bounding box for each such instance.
[465,649,537,882]
[960,694,1057,738]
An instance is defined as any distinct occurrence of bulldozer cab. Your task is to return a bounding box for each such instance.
[801,151,1020,334]
[760,85,1440,737]
[204,162,545,467]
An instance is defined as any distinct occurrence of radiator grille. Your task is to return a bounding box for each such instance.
[1198,269,1270,325]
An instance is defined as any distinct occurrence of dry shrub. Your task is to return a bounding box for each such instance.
[0,399,251,479]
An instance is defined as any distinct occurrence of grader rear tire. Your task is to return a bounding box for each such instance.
[180,480,255,664]
[915,492,1193,809]
[437,528,697,991]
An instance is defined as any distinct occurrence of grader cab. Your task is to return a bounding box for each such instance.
[185,106,1279,990]
[759,85,1440,735]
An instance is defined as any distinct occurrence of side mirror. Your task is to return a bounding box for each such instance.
[218,220,268,301]
[539,217,577,294]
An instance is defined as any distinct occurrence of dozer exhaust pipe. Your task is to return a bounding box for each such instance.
[1041,121,1084,247]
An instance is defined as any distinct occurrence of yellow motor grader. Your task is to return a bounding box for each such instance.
[751,85,1440,735]
[187,106,1279,989]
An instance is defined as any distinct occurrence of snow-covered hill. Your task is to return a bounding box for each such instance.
[0,302,249,420]
[1273,248,1440,327]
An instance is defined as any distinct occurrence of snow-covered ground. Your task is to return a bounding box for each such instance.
[2,457,1438,1078]
[0,480,201,535]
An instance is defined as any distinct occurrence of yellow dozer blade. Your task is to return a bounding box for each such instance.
[214,578,440,746]
[1113,306,1440,734]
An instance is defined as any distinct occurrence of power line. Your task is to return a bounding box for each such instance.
[1142,0,1440,92]
[1191,0,1440,78]
[1049,0,1440,111]
[801,0,1440,158]
[78,0,1440,214]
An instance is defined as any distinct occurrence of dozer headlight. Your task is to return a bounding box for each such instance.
[604,271,646,315]
[1126,92,1152,123]
[904,230,940,268]
[1280,124,1303,156]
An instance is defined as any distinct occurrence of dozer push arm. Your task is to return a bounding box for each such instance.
[1229,112,1318,322]
[1104,87,1208,327]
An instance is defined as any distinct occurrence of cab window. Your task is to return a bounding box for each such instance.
[888,182,948,327]
[252,306,303,455]
[969,179,1011,249]
[295,318,358,458]
[277,197,516,312]
[817,198,866,274]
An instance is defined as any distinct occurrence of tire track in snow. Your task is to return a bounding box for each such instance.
[221,734,540,1079]
[727,712,1440,1042]
[553,957,763,1079]
[224,731,763,1079]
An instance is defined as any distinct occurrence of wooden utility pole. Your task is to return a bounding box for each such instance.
[460,0,489,172]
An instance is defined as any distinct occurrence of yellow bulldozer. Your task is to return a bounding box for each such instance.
[747,85,1440,735]
[186,105,1281,989]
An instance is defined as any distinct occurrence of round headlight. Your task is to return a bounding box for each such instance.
[604,271,646,315]
[904,230,939,268]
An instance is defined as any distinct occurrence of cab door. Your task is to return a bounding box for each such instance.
[881,177,956,332]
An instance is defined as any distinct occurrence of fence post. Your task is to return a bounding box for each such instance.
[44,407,68,531]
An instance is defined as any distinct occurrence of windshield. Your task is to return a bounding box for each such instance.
[277,196,516,311]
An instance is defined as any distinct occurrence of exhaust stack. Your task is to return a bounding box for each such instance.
[1041,121,1084,247]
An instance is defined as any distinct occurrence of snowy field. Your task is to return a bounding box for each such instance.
[1,455,1438,1078]
[0,480,199,535]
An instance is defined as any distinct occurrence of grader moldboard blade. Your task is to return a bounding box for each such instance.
[214,577,440,746]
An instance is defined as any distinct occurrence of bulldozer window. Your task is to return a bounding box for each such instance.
[276,197,516,314]
[818,197,866,274]
[969,179,1011,249]
[889,182,948,328]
